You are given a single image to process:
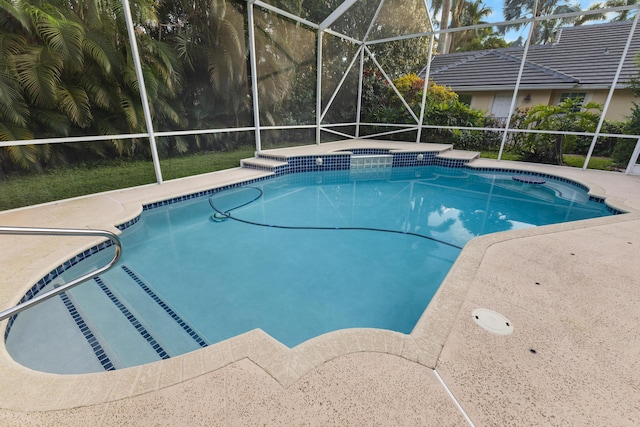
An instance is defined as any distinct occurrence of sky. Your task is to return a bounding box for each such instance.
[475,0,608,41]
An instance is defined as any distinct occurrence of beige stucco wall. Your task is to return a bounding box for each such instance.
[591,89,637,120]
[466,90,553,118]
[547,89,637,120]
[463,89,638,121]
[515,91,553,111]
[468,92,493,112]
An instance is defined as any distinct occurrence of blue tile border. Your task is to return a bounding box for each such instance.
[59,292,116,371]
[121,265,208,349]
[94,276,170,360]
[121,151,471,223]
[467,166,591,192]
[466,165,624,214]
[131,176,273,216]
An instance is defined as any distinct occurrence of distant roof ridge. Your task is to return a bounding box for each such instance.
[494,51,580,83]
[430,50,495,74]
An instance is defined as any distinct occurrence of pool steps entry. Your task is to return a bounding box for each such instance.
[0,226,122,323]
[23,263,209,371]
[240,146,480,175]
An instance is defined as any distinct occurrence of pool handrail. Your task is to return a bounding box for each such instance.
[0,226,122,322]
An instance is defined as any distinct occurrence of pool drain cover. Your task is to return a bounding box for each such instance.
[472,308,514,335]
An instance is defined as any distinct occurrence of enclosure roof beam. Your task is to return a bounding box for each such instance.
[319,0,361,31]
[253,0,319,29]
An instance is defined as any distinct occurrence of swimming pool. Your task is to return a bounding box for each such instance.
[4,165,614,374]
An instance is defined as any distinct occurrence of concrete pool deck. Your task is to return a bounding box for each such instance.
[0,140,639,425]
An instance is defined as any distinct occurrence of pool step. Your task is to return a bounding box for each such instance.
[66,266,208,369]
[3,282,113,374]
[436,149,480,162]
[115,265,208,352]
[66,277,164,368]
[240,148,481,174]
[241,156,288,173]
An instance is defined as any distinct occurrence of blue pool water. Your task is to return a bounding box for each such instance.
[5,166,613,373]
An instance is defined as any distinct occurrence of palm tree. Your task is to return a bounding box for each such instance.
[158,0,253,150]
[502,0,582,44]
[432,0,453,53]
[0,0,185,171]
[449,0,494,52]
[575,0,639,25]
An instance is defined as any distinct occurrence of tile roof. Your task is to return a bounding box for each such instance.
[420,20,640,90]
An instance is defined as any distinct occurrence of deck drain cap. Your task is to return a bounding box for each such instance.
[472,308,514,335]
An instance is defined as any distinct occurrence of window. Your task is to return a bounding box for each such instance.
[559,92,587,111]
[459,94,472,105]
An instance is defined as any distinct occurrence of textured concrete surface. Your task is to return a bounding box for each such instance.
[437,219,640,426]
[1,140,639,425]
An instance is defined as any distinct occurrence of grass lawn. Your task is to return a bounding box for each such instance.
[562,154,614,170]
[480,151,524,161]
[0,148,617,212]
[0,148,255,211]
[480,152,615,171]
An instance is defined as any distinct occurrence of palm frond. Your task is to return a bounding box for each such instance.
[123,62,140,95]
[4,143,40,170]
[108,138,132,156]
[31,108,71,137]
[56,83,92,127]
[0,0,30,32]
[26,6,85,71]
[82,31,113,76]
[119,92,143,132]
[0,122,32,142]
[153,95,185,127]
[139,64,159,101]
[174,33,195,71]
[144,38,183,89]
[0,73,29,126]
[95,115,122,136]
[172,135,189,154]
[14,45,64,107]
[0,33,24,59]
[79,70,116,111]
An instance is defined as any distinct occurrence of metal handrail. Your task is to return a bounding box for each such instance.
[0,226,122,322]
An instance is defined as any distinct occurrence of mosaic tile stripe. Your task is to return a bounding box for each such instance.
[136,176,272,215]
[93,276,170,360]
[115,155,623,232]
[120,265,208,349]
[436,158,469,168]
[59,292,115,371]
[393,151,437,167]
[276,155,351,175]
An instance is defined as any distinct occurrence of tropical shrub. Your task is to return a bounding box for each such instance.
[570,120,626,157]
[609,104,640,167]
[518,98,603,165]
[0,0,186,174]
[361,70,499,149]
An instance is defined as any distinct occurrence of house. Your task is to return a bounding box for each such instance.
[420,21,640,121]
